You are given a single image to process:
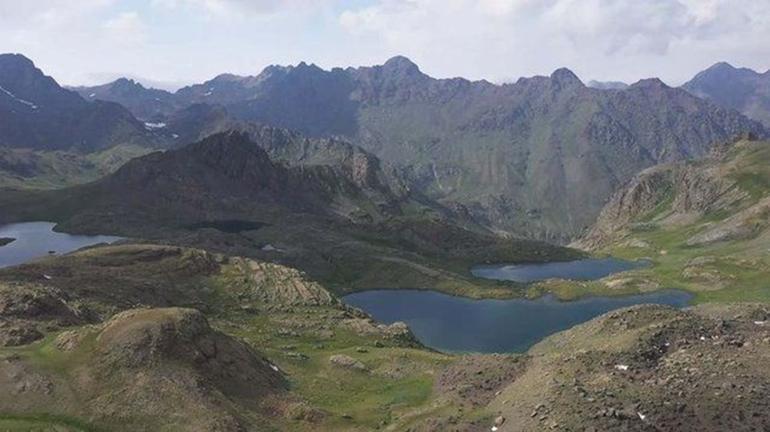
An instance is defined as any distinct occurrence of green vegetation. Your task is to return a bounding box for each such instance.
[552,139,770,303]
[221,311,447,430]
[0,414,100,432]
[0,245,489,431]
[0,145,153,190]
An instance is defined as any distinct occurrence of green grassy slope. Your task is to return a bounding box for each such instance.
[568,138,770,303]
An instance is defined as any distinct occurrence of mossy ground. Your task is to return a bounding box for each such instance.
[0,414,99,432]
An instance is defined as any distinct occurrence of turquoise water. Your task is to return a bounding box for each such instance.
[343,289,691,353]
[0,222,123,269]
[471,258,650,283]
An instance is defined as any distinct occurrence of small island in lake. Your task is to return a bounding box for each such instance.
[0,237,15,247]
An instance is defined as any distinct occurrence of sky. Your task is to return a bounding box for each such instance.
[1,0,769,90]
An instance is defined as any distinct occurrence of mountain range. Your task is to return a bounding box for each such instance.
[3,52,770,432]
[0,130,576,294]
[72,56,766,242]
[0,54,165,152]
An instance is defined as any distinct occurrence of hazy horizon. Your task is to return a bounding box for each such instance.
[2,0,770,90]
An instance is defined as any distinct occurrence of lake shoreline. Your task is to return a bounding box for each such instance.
[343,288,693,353]
[0,222,123,269]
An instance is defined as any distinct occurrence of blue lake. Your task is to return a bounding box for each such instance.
[343,289,691,353]
[471,258,651,283]
[0,222,123,269]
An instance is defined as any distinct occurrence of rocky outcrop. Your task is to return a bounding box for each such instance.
[0,283,86,346]
[686,197,770,246]
[226,257,336,306]
[329,354,368,372]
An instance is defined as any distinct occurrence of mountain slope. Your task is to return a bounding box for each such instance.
[0,54,164,152]
[683,62,770,128]
[0,131,578,296]
[71,78,178,121]
[587,80,629,90]
[574,135,770,302]
[0,145,153,189]
[83,56,765,241]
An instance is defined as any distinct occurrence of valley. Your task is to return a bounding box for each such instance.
[1,48,770,432]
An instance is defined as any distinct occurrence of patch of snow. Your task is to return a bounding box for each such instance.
[172,133,180,139]
[43,274,53,280]
[638,412,646,421]
[203,91,213,96]
[614,364,629,371]
[699,336,707,341]
[89,93,96,98]
[0,84,38,109]
[269,364,279,372]
[491,427,498,432]
[144,122,167,130]
[755,321,766,326]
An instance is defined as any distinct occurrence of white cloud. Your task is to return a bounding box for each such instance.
[102,12,146,46]
[0,0,769,87]
[336,0,770,84]
[151,0,323,17]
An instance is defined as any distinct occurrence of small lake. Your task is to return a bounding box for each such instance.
[471,258,650,283]
[0,222,123,269]
[343,289,691,353]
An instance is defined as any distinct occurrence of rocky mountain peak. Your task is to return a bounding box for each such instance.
[708,61,737,72]
[631,77,670,90]
[550,67,584,88]
[188,130,273,164]
[0,52,61,96]
[0,53,36,70]
[693,62,760,83]
[111,78,147,93]
[382,55,423,77]
[210,73,248,84]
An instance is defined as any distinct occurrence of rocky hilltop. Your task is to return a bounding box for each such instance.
[481,303,770,432]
